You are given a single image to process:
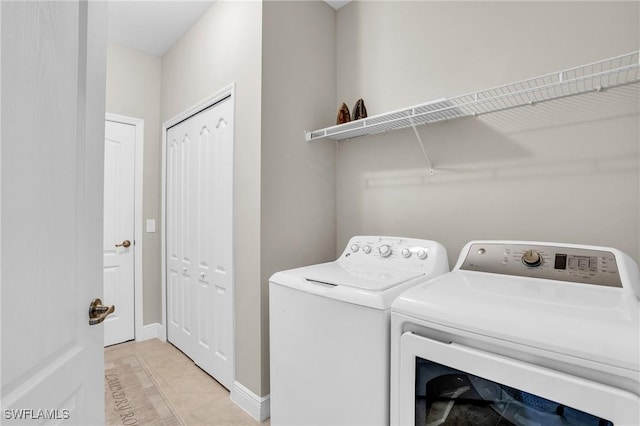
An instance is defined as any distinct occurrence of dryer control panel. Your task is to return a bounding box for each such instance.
[460,242,623,287]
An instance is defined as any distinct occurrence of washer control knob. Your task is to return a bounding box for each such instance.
[379,244,392,258]
[401,248,412,258]
[350,244,359,253]
[363,245,372,254]
[522,249,543,267]
[417,249,428,260]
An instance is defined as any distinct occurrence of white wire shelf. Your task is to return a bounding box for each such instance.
[305,51,640,142]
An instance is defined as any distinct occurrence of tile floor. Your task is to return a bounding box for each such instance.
[105,339,270,426]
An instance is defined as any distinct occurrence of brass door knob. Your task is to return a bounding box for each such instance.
[89,298,115,325]
[115,240,131,248]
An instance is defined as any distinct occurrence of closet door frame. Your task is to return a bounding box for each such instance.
[160,82,235,369]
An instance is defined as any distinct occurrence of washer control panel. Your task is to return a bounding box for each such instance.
[340,236,448,272]
[460,242,622,287]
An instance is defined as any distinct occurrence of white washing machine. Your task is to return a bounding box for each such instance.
[391,240,640,426]
[269,236,449,426]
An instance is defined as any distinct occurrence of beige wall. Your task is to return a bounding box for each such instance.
[161,1,265,396]
[106,42,162,324]
[261,0,337,395]
[335,1,640,267]
[109,0,337,398]
[161,0,337,397]
[106,0,640,402]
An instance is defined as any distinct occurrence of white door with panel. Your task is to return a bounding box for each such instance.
[166,96,234,390]
[1,1,107,423]
[103,120,136,346]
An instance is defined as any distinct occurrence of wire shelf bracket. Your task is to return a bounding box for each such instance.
[409,115,434,175]
[304,50,640,173]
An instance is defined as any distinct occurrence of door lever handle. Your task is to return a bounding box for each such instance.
[89,298,115,325]
[115,240,131,248]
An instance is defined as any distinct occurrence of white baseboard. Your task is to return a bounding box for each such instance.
[230,381,270,422]
[138,325,268,421]
[136,323,164,342]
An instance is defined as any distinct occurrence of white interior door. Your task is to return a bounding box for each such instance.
[103,120,136,346]
[166,96,235,390]
[1,1,107,423]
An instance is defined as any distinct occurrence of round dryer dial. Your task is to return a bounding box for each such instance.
[522,249,543,267]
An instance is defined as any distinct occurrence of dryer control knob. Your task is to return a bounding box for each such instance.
[522,250,543,267]
[363,245,372,254]
[379,245,392,257]
[401,248,412,258]
[350,244,359,253]
[417,249,428,260]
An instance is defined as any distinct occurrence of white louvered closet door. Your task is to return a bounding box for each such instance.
[166,96,234,390]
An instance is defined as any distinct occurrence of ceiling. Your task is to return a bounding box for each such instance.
[107,0,350,57]
[324,1,351,10]
[107,1,217,57]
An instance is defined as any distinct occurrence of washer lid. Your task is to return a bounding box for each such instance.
[293,261,424,291]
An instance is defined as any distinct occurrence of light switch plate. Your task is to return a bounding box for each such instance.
[146,219,156,233]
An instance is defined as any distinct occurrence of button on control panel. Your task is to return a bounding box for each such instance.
[379,244,392,257]
[461,243,622,288]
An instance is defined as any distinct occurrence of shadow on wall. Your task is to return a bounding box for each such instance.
[336,84,640,264]
[346,84,639,185]
[361,154,637,188]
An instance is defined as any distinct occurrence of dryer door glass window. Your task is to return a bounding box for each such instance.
[414,358,613,426]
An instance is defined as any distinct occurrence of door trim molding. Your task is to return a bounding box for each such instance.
[160,81,236,369]
[105,113,144,344]
[137,323,164,341]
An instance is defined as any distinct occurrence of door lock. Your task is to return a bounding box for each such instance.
[89,298,115,325]
[115,240,131,248]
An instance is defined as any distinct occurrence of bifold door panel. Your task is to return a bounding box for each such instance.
[166,97,234,390]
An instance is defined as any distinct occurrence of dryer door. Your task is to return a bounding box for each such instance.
[397,332,639,425]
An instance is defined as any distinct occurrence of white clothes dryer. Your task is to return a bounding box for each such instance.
[391,241,640,426]
[269,236,449,426]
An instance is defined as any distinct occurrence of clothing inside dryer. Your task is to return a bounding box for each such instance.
[414,358,613,426]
